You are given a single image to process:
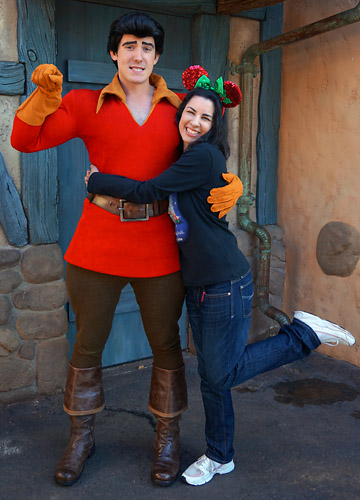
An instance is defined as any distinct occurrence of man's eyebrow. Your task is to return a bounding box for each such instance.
[121,41,154,48]
[122,41,137,47]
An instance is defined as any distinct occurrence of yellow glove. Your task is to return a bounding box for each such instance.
[16,64,63,126]
[207,172,243,218]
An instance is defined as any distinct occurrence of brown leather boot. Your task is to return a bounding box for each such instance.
[54,364,105,486]
[149,364,187,487]
[54,414,96,486]
[152,415,181,486]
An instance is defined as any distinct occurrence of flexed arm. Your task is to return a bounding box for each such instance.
[11,64,79,153]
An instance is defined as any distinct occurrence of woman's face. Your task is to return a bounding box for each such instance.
[179,95,215,150]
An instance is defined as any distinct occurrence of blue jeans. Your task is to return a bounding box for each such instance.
[185,269,320,464]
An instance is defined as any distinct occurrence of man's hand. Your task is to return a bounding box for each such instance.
[32,64,63,95]
[84,164,99,188]
[207,172,243,218]
[16,64,63,126]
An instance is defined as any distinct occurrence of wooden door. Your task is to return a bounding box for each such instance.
[55,0,190,366]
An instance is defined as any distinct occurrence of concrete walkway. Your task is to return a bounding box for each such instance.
[1,352,359,500]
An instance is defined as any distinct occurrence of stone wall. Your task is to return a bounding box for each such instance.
[0,244,68,402]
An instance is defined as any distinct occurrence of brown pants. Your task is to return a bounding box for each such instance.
[65,264,185,370]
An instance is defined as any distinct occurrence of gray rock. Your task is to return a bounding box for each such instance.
[0,326,20,352]
[0,270,22,294]
[18,341,36,360]
[21,244,64,284]
[0,296,12,325]
[15,309,68,340]
[12,281,68,311]
[0,357,34,391]
[0,248,21,270]
[316,221,360,277]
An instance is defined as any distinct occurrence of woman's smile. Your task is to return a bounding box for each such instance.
[185,126,200,136]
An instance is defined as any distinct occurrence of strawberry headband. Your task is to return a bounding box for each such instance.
[182,65,242,108]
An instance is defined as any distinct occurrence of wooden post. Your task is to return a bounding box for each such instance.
[16,0,59,244]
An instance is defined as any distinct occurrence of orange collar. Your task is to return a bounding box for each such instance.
[96,73,181,114]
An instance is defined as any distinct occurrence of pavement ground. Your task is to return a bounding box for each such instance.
[0,351,359,500]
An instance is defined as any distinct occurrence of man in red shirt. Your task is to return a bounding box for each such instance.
[11,12,242,488]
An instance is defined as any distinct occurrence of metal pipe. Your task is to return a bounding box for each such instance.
[237,1,360,327]
[242,1,360,64]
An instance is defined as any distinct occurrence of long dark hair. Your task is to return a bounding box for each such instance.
[175,87,230,159]
[107,12,165,67]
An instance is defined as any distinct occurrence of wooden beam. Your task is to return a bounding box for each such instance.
[0,153,28,247]
[0,62,25,95]
[217,0,284,15]
[67,60,116,85]
[76,0,216,16]
[235,8,267,20]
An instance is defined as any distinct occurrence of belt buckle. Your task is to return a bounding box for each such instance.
[119,200,150,222]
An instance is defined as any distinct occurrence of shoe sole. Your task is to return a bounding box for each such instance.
[151,472,178,487]
[315,333,354,346]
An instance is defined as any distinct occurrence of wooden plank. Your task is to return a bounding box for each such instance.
[154,68,184,90]
[67,60,115,84]
[0,153,28,247]
[191,14,230,82]
[234,8,267,20]
[16,0,59,244]
[217,0,284,15]
[76,0,215,16]
[67,59,184,89]
[0,61,25,95]
[256,4,283,225]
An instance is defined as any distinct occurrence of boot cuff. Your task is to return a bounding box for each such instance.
[63,364,105,416]
[148,364,188,418]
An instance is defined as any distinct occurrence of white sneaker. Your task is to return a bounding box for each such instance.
[294,311,355,346]
[181,454,235,486]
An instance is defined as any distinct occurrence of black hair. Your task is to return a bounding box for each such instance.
[107,12,165,67]
[176,87,230,159]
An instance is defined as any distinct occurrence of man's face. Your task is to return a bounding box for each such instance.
[110,34,159,87]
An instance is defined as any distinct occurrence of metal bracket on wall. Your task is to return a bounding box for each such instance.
[237,193,255,214]
[229,61,260,77]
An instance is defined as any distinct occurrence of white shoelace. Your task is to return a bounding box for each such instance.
[195,455,217,472]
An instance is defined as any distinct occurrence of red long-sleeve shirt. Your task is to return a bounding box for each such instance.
[11,74,182,277]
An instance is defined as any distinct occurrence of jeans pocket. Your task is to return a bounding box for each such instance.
[240,280,254,319]
[204,281,231,299]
